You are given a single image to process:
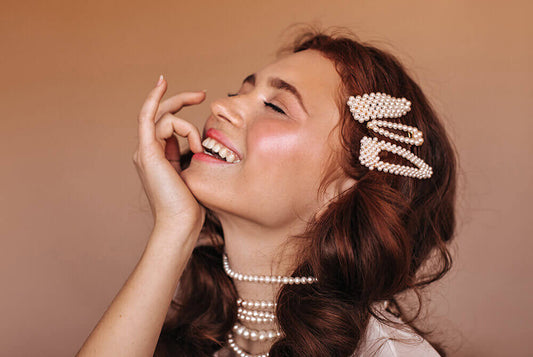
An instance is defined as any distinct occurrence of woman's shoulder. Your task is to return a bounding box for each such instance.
[353,304,441,357]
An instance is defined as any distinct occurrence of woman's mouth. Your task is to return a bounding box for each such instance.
[200,137,241,163]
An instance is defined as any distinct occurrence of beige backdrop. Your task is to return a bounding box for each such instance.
[1,0,531,356]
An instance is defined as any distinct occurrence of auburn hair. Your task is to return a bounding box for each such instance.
[155,26,457,356]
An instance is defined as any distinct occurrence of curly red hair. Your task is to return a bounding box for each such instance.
[155,26,458,357]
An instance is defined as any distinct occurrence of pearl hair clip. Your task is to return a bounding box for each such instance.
[347,92,433,179]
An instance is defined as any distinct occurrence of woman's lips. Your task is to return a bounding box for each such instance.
[205,128,242,160]
[192,152,232,164]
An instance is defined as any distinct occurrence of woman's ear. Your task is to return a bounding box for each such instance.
[336,176,357,196]
[316,175,357,220]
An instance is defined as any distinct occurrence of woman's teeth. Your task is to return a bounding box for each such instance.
[201,137,240,163]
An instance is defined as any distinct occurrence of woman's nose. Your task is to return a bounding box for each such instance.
[210,97,245,128]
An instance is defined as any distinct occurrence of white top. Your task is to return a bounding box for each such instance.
[352,310,440,356]
[213,305,440,357]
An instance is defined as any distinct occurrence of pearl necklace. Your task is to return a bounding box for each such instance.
[237,298,276,309]
[223,253,317,357]
[232,322,281,341]
[222,254,317,284]
[227,333,269,357]
[238,307,275,323]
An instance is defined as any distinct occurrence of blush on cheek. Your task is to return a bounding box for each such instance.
[248,123,306,163]
[252,133,305,164]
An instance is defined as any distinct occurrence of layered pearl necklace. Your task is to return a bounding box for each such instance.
[222,253,317,357]
[222,254,318,284]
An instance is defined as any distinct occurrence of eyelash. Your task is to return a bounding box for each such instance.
[227,92,286,115]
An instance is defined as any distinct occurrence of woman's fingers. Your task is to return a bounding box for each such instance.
[155,112,204,155]
[131,77,207,236]
[164,135,181,172]
[138,76,167,149]
[137,77,206,164]
[155,91,207,123]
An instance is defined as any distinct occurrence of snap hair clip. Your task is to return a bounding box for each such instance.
[347,93,433,179]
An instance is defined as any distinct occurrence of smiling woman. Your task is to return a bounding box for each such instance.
[181,49,343,230]
[76,26,457,357]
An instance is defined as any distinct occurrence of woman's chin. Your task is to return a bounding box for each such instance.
[180,168,225,211]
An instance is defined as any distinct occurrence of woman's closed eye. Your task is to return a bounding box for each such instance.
[263,101,286,115]
[227,92,286,115]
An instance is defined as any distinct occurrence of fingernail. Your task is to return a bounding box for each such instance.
[156,74,164,86]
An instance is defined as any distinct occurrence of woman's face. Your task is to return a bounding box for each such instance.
[181,49,344,228]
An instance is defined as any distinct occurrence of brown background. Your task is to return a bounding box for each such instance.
[1,0,531,356]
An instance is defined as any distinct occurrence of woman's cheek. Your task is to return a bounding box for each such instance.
[248,122,306,163]
[252,134,304,165]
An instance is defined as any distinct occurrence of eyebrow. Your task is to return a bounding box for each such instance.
[242,73,309,115]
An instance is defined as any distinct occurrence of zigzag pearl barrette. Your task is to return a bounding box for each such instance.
[347,92,433,179]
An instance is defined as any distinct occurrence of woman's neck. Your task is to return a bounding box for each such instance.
[217,213,307,354]
[221,214,306,291]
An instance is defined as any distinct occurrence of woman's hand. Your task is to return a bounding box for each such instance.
[77,76,209,357]
[133,75,206,235]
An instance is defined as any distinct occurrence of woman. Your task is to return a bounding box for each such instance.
[77,28,457,356]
